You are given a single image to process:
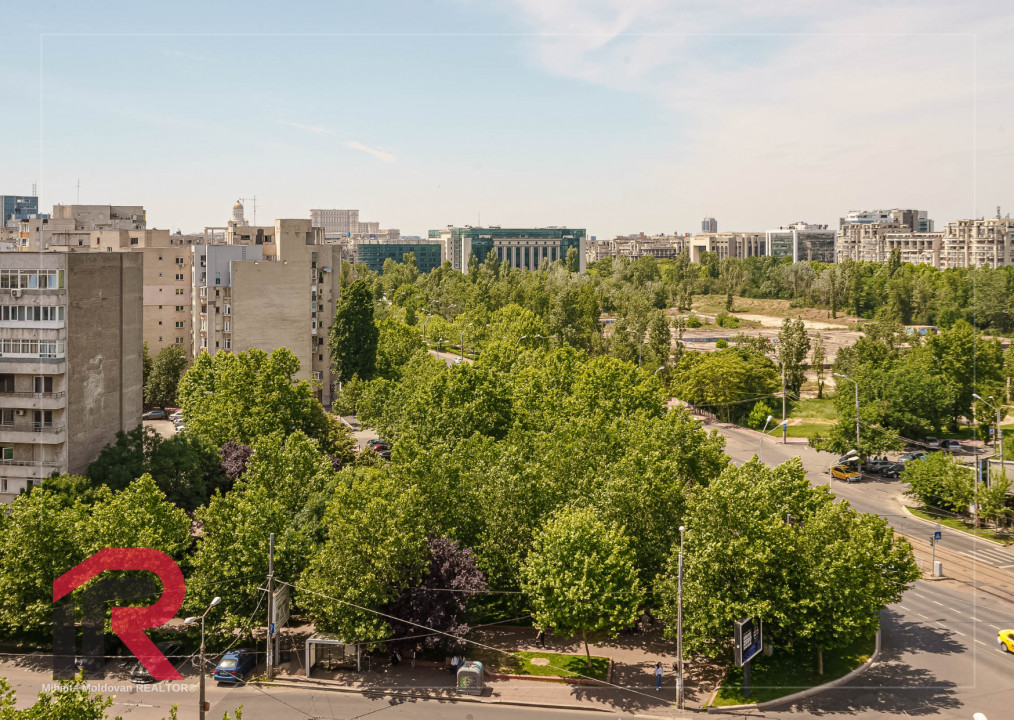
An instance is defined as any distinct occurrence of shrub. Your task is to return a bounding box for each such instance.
[686,315,703,329]
[746,400,775,429]
[716,312,740,329]
[715,339,728,349]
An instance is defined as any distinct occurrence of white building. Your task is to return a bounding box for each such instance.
[840,209,933,233]
[766,222,836,263]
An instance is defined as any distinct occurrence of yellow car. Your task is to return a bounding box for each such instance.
[831,464,861,483]
[999,629,1014,652]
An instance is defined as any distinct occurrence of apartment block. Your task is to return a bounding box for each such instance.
[0,253,142,502]
[429,226,587,273]
[940,218,1014,269]
[3,204,147,251]
[193,219,341,405]
[587,234,689,263]
[89,229,195,356]
[840,208,933,233]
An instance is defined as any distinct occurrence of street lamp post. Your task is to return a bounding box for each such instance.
[833,373,860,448]
[677,525,685,710]
[974,393,1004,483]
[829,449,859,489]
[459,322,473,360]
[654,366,665,377]
[185,596,222,720]
[422,313,434,341]
[514,335,527,349]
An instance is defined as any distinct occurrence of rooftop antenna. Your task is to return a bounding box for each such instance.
[997,205,1002,220]
[239,196,258,225]
[76,179,80,204]
[32,182,37,197]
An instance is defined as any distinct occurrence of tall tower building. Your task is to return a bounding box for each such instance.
[701,217,718,233]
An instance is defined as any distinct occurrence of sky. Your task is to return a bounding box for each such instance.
[2,0,1012,239]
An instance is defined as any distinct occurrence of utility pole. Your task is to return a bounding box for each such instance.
[266,532,275,680]
[677,525,685,710]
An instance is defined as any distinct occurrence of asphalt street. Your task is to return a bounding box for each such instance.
[717,422,1014,571]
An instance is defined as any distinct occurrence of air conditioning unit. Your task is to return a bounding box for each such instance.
[10,289,21,298]
[15,409,25,416]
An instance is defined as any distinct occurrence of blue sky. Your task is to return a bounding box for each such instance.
[3,1,1012,237]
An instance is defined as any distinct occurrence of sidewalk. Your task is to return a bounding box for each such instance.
[265,625,722,716]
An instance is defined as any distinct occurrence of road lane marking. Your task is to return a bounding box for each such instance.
[975,639,987,646]
[931,600,945,606]
[917,613,929,619]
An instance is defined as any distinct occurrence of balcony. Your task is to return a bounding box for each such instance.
[0,425,66,444]
[0,392,65,410]
[0,459,64,479]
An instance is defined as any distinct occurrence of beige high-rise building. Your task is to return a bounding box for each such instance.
[0,252,142,502]
[940,218,1014,269]
[89,229,195,356]
[193,219,341,405]
[1,204,147,252]
[837,217,1012,269]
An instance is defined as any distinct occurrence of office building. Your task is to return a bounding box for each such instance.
[354,240,445,274]
[689,232,767,262]
[701,217,718,233]
[840,208,933,233]
[766,222,836,263]
[0,253,142,501]
[587,234,690,263]
[429,226,587,273]
[309,208,398,243]
[1,195,39,226]
[193,219,341,405]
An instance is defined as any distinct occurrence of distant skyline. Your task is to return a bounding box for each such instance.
[3,1,1012,238]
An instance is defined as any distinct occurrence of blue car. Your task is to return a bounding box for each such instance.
[213,649,257,683]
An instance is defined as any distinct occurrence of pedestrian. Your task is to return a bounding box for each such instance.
[654,661,663,691]
[536,629,546,649]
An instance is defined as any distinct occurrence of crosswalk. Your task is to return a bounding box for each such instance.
[955,543,1014,568]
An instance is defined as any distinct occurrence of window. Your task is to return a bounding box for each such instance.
[175,273,184,281]
[175,305,185,312]
[223,320,230,332]
[1,447,11,460]
[158,320,163,326]
[175,321,184,328]
[0,375,13,392]
[33,410,52,429]
[175,288,184,296]
[0,478,6,492]
[175,337,184,345]
[0,410,13,426]
[224,338,231,349]
[215,272,221,285]
[34,376,52,394]
[158,256,163,261]
[224,304,231,315]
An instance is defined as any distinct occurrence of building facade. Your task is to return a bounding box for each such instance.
[309,208,397,243]
[766,223,836,263]
[0,253,142,501]
[354,240,445,274]
[3,204,147,251]
[840,208,933,233]
[688,232,766,262]
[940,218,1014,269]
[701,217,718,233]
[193,219,341,405]
[429,226,587,273]
[1,195,39,226]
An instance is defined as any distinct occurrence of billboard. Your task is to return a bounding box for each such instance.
[734,617,763,667]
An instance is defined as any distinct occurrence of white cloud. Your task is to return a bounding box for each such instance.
[508,0,1014,231]
[282,121,336,135]
[345,140,396,164]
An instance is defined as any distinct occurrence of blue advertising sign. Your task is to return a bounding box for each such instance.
[734,617,763,667]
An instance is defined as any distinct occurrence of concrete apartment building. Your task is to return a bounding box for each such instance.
[587,234,691,263]
[840,208,934,233]
[193,218,341,405]
[0,252,142,502]
[430,226,587,273]
[89,229,195,356]
[765,223,836,263]
[940,218,1014,269]
[3,203,146,252]
[836,217,1013,269]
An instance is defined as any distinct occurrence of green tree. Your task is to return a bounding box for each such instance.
[84,474,192,560]
[330,278,379,382]
[643,310,672,370]
[565,246,579,273]
[901,452,975,514]
[299,473,429,645]
[144,344,188,409]
[178,347,354,456]
[0,673,118,719]
[521,507,644,666]
[142,341,153,390]
[374,316,425,380]
[777,317,811,398]
[747,400,776,430]
[0,489,86,635]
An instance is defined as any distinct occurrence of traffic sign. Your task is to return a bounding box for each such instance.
[934,530,942,541]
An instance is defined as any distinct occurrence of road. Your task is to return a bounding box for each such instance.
[717,422,1014,571]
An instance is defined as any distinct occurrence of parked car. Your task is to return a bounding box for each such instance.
[923,437,941,450]
[142,409,168,421]
[169,411,184,422]
[214,649,257,683]
[861,459,902,478]
[999,629,1014,653]
[130,642,183,684]
[366,438,392,459]
[899,451,927,463]
[939,439,962,452]
[831,464,861,482]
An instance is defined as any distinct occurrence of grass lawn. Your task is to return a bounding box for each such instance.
[711,633,875,707]
[910,507,1011,544]
[783,422,831,440]
[482,651,609,682]
[790,398,837,421]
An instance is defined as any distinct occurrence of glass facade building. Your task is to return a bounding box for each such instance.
[355,241,445,274]
[1,196,39,225]
[429,227,587,272]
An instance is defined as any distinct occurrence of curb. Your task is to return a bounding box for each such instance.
[252,678,617,713]
[706,627,881,713]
